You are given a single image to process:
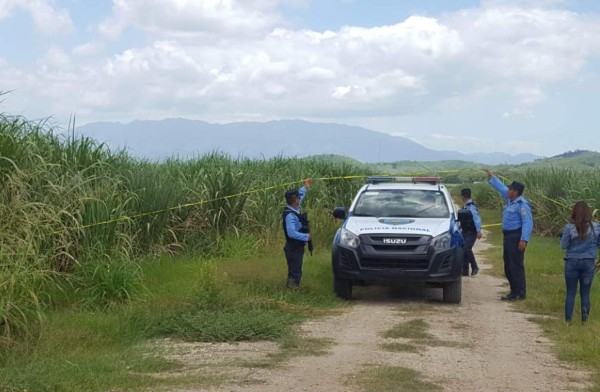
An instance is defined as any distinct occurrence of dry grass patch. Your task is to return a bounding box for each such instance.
[382,319,431,340]
[380,342,423,353]
[236,336,334,369]
[382,318,466,349]
[348,365,442,392]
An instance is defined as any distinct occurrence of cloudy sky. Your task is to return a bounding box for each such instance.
[1,0,600,157]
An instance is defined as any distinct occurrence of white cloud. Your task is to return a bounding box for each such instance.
[444,4,600,115]
[296,67,336,81]
[73,42,104,57]
[0,0,73,34]
[453,6,592,82]
[339,16,464,60]
[88,14,462,119]
[43,46,70,68]
[3,1,600,155]
[98,0,283,40]
[81,90,111,108]
[431,133,458,140]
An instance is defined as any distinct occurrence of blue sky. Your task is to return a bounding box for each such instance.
[1,0,600,157]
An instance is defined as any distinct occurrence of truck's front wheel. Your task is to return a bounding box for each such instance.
[334,276,352,300]
[443,278,462,304]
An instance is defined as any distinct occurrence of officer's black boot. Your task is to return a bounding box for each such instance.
[286,278,299,289]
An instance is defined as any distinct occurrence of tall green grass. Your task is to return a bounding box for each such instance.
[0,114,367,348]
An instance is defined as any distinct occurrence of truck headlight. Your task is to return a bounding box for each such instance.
[340,228,360,248]
[431,232,451,250]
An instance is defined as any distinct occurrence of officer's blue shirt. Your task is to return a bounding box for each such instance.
[464,199,482,233]
[284,186,309,242]
[488,176,534,242]
[561,222,600,260]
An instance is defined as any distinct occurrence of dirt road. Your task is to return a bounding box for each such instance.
[163,237,590,392]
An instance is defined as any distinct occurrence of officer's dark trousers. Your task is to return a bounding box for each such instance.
[284,242,305,287]
[503,229,526,296]
[462,232,478,274]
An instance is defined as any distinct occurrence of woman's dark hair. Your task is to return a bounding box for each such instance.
[570,201,592,239]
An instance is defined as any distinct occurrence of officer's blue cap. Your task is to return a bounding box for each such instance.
[285,189,300,201]
[509,181,525,194]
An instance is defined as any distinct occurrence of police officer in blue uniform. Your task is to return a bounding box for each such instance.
[485,169,533,301]
[459,188,482,276]
[282,177,313,288]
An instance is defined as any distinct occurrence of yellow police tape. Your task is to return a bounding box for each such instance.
[72,175,368,232]
[65,170,567,234]
[70,172,461,233]
[482,223,502,228]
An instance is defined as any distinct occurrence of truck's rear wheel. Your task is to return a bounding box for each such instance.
[334,276,353,299]
[443,278,462,304]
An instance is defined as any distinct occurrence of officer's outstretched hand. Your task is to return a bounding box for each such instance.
[304,177,314,188]
[483,168,493,179]
[477,232,482,240]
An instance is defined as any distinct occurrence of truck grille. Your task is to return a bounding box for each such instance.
[360,234,429,254]
[356,234,431,271]
[360,258,430,270]
[371,244,420,252]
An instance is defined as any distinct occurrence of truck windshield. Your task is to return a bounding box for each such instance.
[353,189,450,218]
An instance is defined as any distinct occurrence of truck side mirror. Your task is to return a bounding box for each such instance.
[332,207,347,220]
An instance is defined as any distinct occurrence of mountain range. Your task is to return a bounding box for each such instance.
[76,118,539,165]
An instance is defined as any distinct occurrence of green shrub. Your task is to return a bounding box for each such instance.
[157,309,301,342]
[73,259,145,308]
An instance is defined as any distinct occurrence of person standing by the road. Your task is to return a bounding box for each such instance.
[484,169,533,301]
[459,188,482,276]
[560,201,600,324]
[282,177,313,289]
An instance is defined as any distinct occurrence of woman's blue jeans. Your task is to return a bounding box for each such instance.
[564,258,595,322]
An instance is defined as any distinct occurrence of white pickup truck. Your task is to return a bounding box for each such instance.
[331,176,464,303]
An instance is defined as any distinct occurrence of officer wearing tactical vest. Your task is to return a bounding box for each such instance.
[282,177,313,289]
[459,188,482,277]
[485,169,533,301]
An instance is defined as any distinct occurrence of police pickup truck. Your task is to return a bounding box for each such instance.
[331,176,464,303]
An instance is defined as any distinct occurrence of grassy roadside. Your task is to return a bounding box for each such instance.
[2,192,599,390]
[480,208,600,391]
[0,246,345,391]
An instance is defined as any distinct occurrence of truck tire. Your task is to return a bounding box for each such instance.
[334,276,352,300]
[443,277,462,304]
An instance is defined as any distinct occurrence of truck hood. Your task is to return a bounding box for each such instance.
[344,216,451,237]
